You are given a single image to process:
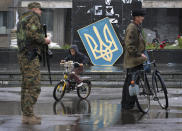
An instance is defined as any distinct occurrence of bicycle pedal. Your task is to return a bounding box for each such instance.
[153,97,159,101]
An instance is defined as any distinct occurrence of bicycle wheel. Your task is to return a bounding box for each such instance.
[136,74,150,113]
[77,99,91,114]
[53,101,66,115]
[53,81,66,101]
[77,80,91,99]
[152,72,168,109]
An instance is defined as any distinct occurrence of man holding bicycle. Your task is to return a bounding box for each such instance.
[121,9,147,109]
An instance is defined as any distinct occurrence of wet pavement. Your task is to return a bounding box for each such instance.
[0,63,182,73]
[0,87,182,131]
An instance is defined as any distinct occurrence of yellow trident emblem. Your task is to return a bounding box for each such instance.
[78,17,123,66]
[84,24,118,62]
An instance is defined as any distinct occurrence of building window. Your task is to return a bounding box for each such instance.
[0,12,7,34]
[41,9,53,31]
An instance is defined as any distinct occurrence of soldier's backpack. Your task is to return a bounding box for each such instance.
[16,13,33,52]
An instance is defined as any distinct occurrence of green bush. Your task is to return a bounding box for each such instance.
[61,44,71,49]
[164,45,181,49]
[146,42,182,50]
[178,37,182,48]
[146,43,156,50]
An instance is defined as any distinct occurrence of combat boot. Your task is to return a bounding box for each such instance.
[22,115,41,124]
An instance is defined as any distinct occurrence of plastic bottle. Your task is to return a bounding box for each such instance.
[129,84,139,96]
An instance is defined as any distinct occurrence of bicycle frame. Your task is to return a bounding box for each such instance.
[59,62,75,91]
[60,61,84,91]
[53,61,92,101]
[146,50,168,94]
[130,50,168,112]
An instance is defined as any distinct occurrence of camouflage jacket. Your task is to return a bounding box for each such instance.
[16,11,45,53]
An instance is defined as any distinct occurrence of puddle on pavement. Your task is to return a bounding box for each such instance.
[1,99,182,131]
[0,101,55,115]
[53,99,182,131]
[170,94,182,98]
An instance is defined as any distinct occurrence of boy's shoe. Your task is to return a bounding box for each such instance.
[77,82,83,87]
[22,115,41,125]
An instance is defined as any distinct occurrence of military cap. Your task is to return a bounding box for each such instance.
[28,2,41,9]
[132,9,146,17]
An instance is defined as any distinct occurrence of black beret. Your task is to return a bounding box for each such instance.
[132,9,146,17]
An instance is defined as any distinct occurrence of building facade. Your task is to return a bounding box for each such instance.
[72,0,182,47]
[0,0,72,48]
[0,0,182,48]
[0,0,13,47]
[143,0,182,42]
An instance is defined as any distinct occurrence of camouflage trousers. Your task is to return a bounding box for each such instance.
[18,53,41,117]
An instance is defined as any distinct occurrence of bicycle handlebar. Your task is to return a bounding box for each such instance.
[143,60,156,66]
[147,49,154,52]
[60,61,83,69]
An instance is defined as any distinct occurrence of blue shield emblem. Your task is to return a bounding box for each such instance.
[77,17,123,66]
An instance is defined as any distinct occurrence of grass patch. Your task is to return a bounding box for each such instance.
[61,44,71,49]
[146,43,181,50]
[164,45,181,49]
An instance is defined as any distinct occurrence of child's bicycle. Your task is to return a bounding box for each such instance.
[53,61,91,101]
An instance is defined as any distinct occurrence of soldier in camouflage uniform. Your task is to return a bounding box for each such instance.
[16,2,50,124]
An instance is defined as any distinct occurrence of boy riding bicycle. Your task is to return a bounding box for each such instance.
[61,45,89,87]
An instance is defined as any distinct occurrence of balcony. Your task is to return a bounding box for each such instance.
[21,0,72,8]
[143,0,182,8]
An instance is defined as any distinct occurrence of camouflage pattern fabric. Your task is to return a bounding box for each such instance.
[18,53,41,116]
[17,11,45,53]
[17,10,44,117]
[28,2,41,9]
